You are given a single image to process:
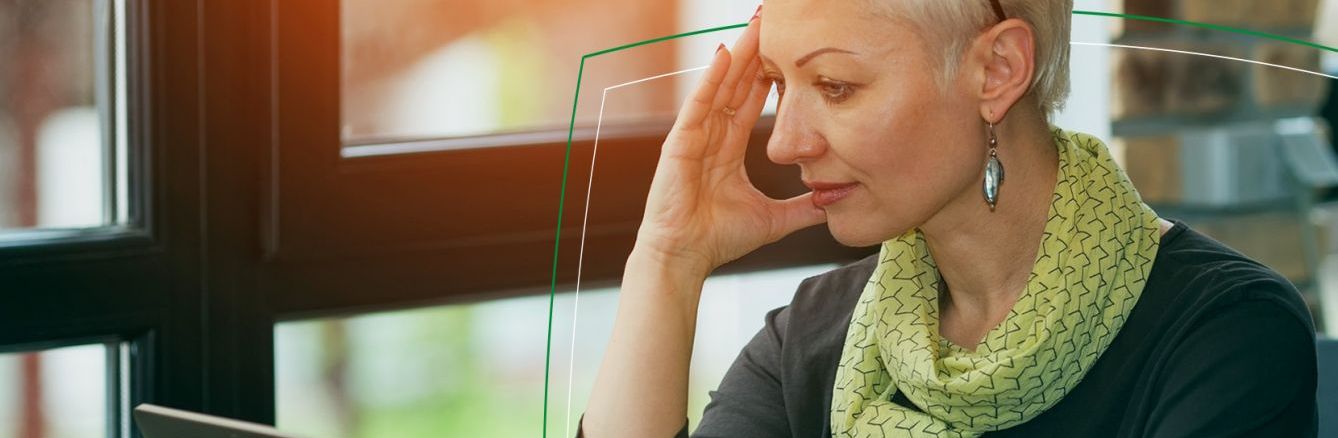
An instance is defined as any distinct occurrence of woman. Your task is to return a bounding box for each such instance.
[581,0,1318,436]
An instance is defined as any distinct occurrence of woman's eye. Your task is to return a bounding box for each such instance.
[817,80,854,103]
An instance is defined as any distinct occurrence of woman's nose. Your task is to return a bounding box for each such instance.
[766,103,826,165]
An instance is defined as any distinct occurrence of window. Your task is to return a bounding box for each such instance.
[336,0,781,158]
[1,0,275,436]
[0,0,130,236]
[0,2,145,436]
[0,343,126,438]
[339,0,684,156]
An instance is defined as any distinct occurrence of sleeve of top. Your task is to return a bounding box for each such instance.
[1143,299,1318,437]
[573,414,687,438]
[691,305,793,438]
[573,305,791,438]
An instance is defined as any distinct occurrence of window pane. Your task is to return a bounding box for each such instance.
[339,0,768,147]
[0,343,115,438]
[275,264,836,437]
[276,300,551,437]
[0,0,127,233]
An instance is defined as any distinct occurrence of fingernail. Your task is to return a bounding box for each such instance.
[751,5,763,22]
[717,43,726,53]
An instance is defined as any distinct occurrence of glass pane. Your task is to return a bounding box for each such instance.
[339,0,768,148]
[275,264,836,438]
[0,343,115,438]
[0,0,127,233]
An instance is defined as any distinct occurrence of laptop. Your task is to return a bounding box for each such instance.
[133,404,302,438]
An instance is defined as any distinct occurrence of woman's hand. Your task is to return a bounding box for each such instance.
[583,14,826,437]
[635,15,827,277]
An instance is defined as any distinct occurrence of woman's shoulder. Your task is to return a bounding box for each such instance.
[1141,218,1315,334]
[787,252,880,318]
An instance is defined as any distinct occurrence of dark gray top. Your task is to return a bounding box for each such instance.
[580,219,1318,437]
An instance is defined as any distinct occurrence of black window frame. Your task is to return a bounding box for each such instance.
[0,0,276,433]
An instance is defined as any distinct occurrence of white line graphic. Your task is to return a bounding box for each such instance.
[565,64,711,437]
[1072,41,1338,80]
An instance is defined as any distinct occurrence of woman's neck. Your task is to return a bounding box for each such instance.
[919,112,1058,347]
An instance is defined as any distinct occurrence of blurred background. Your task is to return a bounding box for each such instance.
[1,0,1337,437]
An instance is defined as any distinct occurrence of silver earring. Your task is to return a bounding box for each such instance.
[983,121,1004,211]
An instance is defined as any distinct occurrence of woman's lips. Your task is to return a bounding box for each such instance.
[806,182,859,208]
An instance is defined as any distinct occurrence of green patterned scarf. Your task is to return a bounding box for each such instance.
[830,128,1162,437]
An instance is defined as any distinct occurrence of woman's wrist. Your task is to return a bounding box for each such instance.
[624,244,712,308]
[628,239,714,281]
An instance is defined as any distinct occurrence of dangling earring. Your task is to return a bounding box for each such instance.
[983,120,1005,211]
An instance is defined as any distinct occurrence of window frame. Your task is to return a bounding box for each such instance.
[0,0,276,434]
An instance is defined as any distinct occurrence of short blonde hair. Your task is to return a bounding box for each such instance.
[876,0,1073,118]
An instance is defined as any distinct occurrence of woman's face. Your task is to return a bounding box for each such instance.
[759,0,987,247]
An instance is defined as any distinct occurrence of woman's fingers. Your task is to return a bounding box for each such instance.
[767,192,828,242]
[704,58,763,159]
[735,60,771,125]
[712,18,762,111]
[677,45,732,131]
[718,62,772,159]
[671,11,763,159]
[728,57,762,114]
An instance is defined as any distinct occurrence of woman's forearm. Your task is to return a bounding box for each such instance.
[582,247,709,437]
[581,12,805,436]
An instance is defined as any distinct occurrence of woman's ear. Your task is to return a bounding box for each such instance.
[971,19,1036,124]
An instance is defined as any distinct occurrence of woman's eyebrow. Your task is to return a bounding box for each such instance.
[794,47,857,67]
[754,47,856,68]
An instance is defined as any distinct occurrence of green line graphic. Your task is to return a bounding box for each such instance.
[542,10,1335,438]
[545,55,584,438]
